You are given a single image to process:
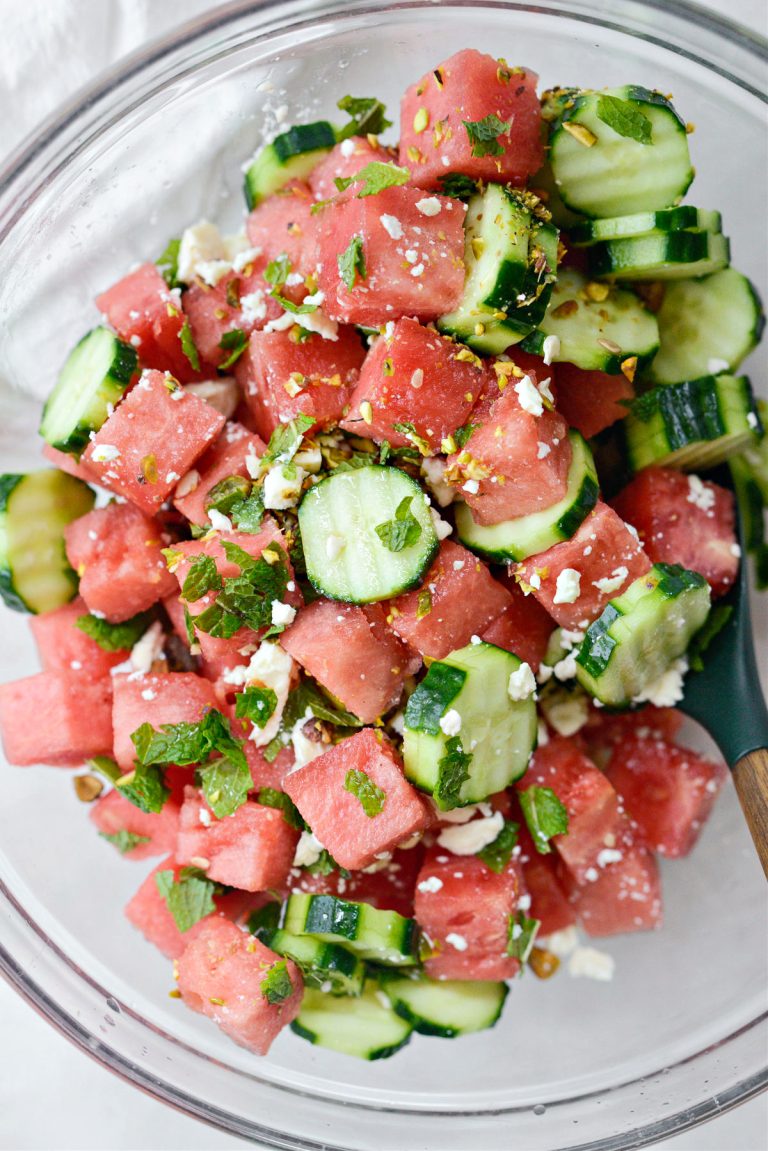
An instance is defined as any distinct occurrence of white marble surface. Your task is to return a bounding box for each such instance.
[0,0,766,1148]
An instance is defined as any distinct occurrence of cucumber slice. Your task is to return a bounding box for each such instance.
[549,86,693,218]
[588,230,730,281]
[265,928,364,996]
[283,894,420,966]
[298,465,438,604]
[455,431,598,562]
[647,269,765,384]
[403,641,537,808]
[0,471,94,614]
[39,327,138,454]
[291,981,413,1060]
[521,267,659,374]
[243,121,336,209]
[569,206,721,245]
[438,183,559,354]
[624,374,763,472]
[379,972,508,1038]
[575,563,711,707]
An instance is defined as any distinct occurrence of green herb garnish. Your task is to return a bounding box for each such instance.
[156,237,181,288]
[179,319,201,372]
[218,328,250,369]
[335,161,410,198]
[462,114,511,158]
[507,910,540,963]
[99,829,151,855]
[260,958,294,1005]
[434,736,472,811]
[343,769,387,817]
[338,234,367,291]
[75,610,153,653]
[375,495,423,552]
[595,95,653,145]
[518,786,568,854]
[155,868,217,933]
[235,686,278,728]
[257,788,305,830]
[181,554,222,602]
[477,820,519,873]
[336,95,392,141]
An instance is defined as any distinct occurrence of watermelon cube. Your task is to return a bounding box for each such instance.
[340,317,487,453]
[519,736,629,884]
[236,326,365,442]
[176,785,299,891]
[398,50,543,191]
[96,262,203,382]
[280,600,420,724]
[559,847,663,937]
[182,258,282,368]
[82,370,225,514]
[515,501,652,629]
[555,362,635,440]
[389,539,512,659]
[516,826,576,938]
[481,574,555,671]
[176,916,303,1054]
[283,728,431,870]
[315,184,466,326]
[606,735,727,858]
[0,671,112,766]
[244,739,296,793]
[414,848,521,980]
[245,180,318,277]
[90,786,181,859]
[64,502,178,622]
[112,671,219,771]
[309,138,398,202]
[581,706,684,768]
[292,844,426,919]
[42,443,97,483]
[30,597,129,676]
[612,467,739,598]
[173,421,265,526]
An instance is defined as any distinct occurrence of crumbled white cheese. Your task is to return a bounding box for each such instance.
[263,311,297,334]
[707,357,729,374]
[436,801,492,825]
[507,662,536,701]
[388,710,405,736]
[686,474,716,513]
[293,829,325,868]
[198,807,212,828]
[326,533,346,561]
[543,926,579,957]
[537,441,551,460]
[339,137,357,158]
[416,197,442,217]
[126,621,165,676]
[553,567,581,605]
[195,259,231,287]
[462,479,480,496]
[538,376,555,405]
[445,932,468,951]
[90,444,120,463]
[420,457,454,508]
[380,214,404,240]
[553,652,578,682]
[633,657,688,708]
[543,690,589,737]
[568,946,615,981]
[542,334,561,366]
[515,374,544,416]
[263,463,306,509]
[437,810,505,855]
[417,876,444,894]
[593,566,629,596]
[178,221,227,284]
[430,506,453,540]
[439,708,462,736]
[230,244,262,271]
[290,709,325,770]
[239,291,267,325]
[226,641,293,745]
[208,508,233,532]
[271,600,297,628]
[597,848,623,867]
[410,263,425,277]
[141,688,157,701]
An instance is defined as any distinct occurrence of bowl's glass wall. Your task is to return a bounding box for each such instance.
[0,3,766,1149]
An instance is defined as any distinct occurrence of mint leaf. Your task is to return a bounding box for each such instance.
[192,543,290,638]
[183,605,197,647]
[115,761,170,814]
[338,234,366,291]
[236,685,278,728]
[260,958,294,1005]
[519,786,569,854]
[453,422,478,450]
[229,489,265,533]
[304,848,349,877]
[375,495,422,552]
[391,421,432,455]
[477,819,519,873]
[131,708,247,773]
[343,769,386,817]
[507,911,540,963]
[257,787,305,830]
[336,161,410,198]
[155,868,216,933]
[262,678,360,763]
[270,293,318,315]
[434,736,472,811]
[688,604,733,673]
[264,254,291,287]
[205,475,252,516]
[218,328,249,369]
[595,95,653,145]
[99,829,151,854]
[438,173,479,200]
[462,114,511,158]
[179,319,201,372]
[75,611,153,652]
[336,95,392,141]
[247,900,281,939]
[156,237,181,288]
[182,555,222,602]
[198,754,252,819]
[261,414,315,470]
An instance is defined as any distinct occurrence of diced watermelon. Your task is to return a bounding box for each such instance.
[398,50,543,190]
[519,736,628,884]
[176,916,303,1054]
[555,363,635,439]
[414,848,520,980]
[309,137,398,201]
[340,317,487,452]
[447,377,572,523]
[515,501,652,629]
[90,785,182,859]
[30,597,129,676]
[315,184,466,326]
[173,421,265,526]
[236,326,365,441]
[41,443,97,483]
[283,728,430,870]
[606,735,727,858]
[243,740,296,793]
[82,370,225,514]
[280,600,419,723]
[581,706,684,768]
[516,825,576,937]
[0,671,112,766]
[111,671,219,771]
[182,259,282,368]
[96,262,204,382]
[612,467,739,598]
[176,785,299,891]
[558,846,663,937]
[291,844,426,919]
[64,502,178,622]
[481,575,555,670]
[245,180,318,277]
[389,539,512,659]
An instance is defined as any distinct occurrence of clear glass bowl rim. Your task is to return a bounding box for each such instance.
[0,2,766,1148]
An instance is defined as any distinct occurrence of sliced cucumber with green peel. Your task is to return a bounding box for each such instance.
[283,894,419,966]
[291,981,413,1060]
[403,641,537,808]
[624,374,763,472]
[0,471,94,614]
[588,230,730,281]
[575,563,711,707]
[298,465,438,604]
[647,269,765,384]
[520,267,659,374]
[39,327,137,454]
[243,121,336,209]
[379,972,508,1038]
[455,431,598,562]
[264,928,364,996]
[549,86,693,218]
[438,183,559,354]
[569,206,721,245]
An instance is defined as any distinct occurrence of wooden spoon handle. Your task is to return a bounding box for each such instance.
[732,748,768,880]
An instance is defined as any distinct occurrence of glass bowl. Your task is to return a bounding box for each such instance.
[0,2,766,1148]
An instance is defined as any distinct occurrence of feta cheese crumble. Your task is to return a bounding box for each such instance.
[262,463,306,510]
[437,810,505,855]
[568,946,615,981]
[553,568,582,604]
[271,600,297,628]
[90,445,120,463]
[417,876,444,894]
[380,214,403,240]
[593,566,629,596]
[515,374,544,416]
[223,641,293,746]
[178,221,227,284]
[415,197,442,217]
[293,830,325,868]
[507,662,536,701]
[445,932,468,952]
[542,334,561,366]
[686,474,716,513]
[633,657,688,707]
[439,708,462,736]
[430,506,453,540]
